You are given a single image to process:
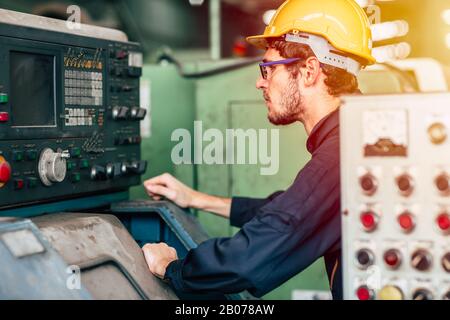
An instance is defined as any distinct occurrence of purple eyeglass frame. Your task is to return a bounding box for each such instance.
[259,58,301,79]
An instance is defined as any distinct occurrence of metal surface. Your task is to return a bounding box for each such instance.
[0,8,128,42]
[341,93,450,300]
[32,212,178,300]
[0,219,92,299]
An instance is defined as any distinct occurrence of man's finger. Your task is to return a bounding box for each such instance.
[145,184,175,200]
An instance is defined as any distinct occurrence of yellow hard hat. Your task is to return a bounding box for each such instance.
[247,0,376,67]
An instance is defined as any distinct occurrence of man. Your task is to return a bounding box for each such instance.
[142,0,375,300]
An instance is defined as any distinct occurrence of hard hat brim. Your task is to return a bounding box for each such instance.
[246,33,376,66]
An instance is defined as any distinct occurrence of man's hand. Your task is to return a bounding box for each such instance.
[144,173,197,208]
[142,243,178,279]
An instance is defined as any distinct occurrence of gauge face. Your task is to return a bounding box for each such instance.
[363,110,408,157]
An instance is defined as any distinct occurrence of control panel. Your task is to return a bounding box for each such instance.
[0,10,147,209]
[341,93,450,300]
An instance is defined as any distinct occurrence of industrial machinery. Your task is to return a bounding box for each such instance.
[341,93,450,300]
[0,9,246,300]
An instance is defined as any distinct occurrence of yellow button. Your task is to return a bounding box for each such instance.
[428,122,447,145]
[378,285,404,300]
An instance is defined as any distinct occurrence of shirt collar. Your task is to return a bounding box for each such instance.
[306,108,340,154]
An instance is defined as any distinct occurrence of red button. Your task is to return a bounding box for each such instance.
[0,112,9,122]
[356,285,374,300]
[360,211,378,232]
[0,161,11,183]
[384,249,402,269]
[437,213,450,233]
[14,179,24,190]
[398,212,415,233]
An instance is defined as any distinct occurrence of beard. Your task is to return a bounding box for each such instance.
[267,75,303,126]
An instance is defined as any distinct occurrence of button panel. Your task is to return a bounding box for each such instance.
[342,94,450,300]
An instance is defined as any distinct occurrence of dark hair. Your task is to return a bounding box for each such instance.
[268,39,359,97]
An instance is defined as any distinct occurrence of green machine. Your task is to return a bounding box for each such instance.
[132,57,413,299]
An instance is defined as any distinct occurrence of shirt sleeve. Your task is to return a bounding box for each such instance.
[229,191,284,228]
[164,155,341,297]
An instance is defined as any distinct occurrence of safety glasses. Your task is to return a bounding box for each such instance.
[259,58,301,80]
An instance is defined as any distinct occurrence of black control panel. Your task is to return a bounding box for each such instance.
[0,18,147,209]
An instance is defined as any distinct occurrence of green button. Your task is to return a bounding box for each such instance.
[71,172,81,183]
[0,93,8,104]
[25,150,37,161]
[13,151,23,162]
[27,177,38,188]
[79,159,89,169]
[67,161,76,171]
[70,147,81,158]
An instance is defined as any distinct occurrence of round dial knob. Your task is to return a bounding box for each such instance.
[428,122,447,145]
[442,252,450,273]
[411,249,433,272]
[38,148,70,186]
[384,249,402,269]
[360,173,378,196]
[435,173,450,195]
[412,288,434,300]
[378,285,404,300]
[396,174,414,197]
[355,248,374,270]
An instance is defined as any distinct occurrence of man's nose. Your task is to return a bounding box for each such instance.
[256,76,268,90]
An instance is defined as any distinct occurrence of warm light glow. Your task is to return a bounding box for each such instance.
[371,20,409,42]
[442,9,450,25]
[372,42,411,63]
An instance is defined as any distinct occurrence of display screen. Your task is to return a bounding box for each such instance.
[10,51,56,127]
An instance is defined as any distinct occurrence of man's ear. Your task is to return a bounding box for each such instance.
[301,56,321,87]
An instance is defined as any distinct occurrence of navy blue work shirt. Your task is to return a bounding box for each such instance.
[164,108,342,300]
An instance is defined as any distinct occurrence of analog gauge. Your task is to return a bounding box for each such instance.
[363,110,408,157]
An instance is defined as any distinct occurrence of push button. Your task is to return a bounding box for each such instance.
[0,112,9,122]
[79,159,89,169]
[70,147,81,158]
[12,151,23,162]
[14,179,24,190]
[67,161,76,171]
[0,160,11,184]
[27,177,38,188]
[0,93,8,104]
[71,172,81,183]
[25,150,37,161]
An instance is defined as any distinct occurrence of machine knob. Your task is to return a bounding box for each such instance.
[356,285,375,301]
[436,212,450,234]
[396,173,414,197]
[435,173,450,195]
[130,107,147,120]
[38,148,70,186]
[112,106,129,120]
[397,211,416,233]
[412,288,434,300]
[378,285,404,300]
[355,248,374,270]
[411,249,433,272]
[90,165,107,181]
[0,157,11,186]
[360,211,379,232]
[360,173,377,196]
[428,122,447,145]
[442,252,450,273]
[383,249,402,269]
[106,163,122,179]
[122,160,147,175]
